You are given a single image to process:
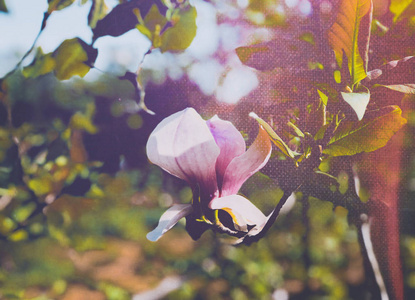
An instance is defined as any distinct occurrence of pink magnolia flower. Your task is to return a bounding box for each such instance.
[146,108,272,241]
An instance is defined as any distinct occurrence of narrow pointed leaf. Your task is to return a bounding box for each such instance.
[47,0,75,13]
[341,90,370,120]
[328,0,372,85]
[88,0,108,29]
[287,122,305,138]
[324,106,407,156]
[363,56,415,86]
[249,112,295,158]
[317,89,328,106]
[379,84,415,94]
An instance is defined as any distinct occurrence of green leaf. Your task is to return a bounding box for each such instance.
[249,112,296,159]
[136,4,168,47]
[390,0,415,22]
[53,38,97,80]
[142,4,168,33]
[378,84,415,94]
[324,106,406,156]
[92,1,168,41]
[28,176,54,196]
[317,89,328,106]
[22,48,56,78]
[47,0,75,13]
[314,124,330,141]
[160,5,197,52]
[88,0,108,29]
[0,0,8,13]
[328,0,372,85]
[341,90,370,120]
[287,122,304,138]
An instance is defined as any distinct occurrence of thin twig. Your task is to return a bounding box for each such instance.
[2,12,50,80]
[358,214,389,300]
[238,188,300,245]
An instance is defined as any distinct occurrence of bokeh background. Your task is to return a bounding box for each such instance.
[1,0,415,299]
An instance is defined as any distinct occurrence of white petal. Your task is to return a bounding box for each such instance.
[146,109,191,181]
[209,195,267,230]
[341,91,370,121]
[234,215,272,245]
[146,108,220,197]
[206,115,246,188]
[146,204,193,242]
[173,108,220,196]
[280,192,296,215]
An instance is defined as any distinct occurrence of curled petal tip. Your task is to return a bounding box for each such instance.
[209,195,267,228]
[249,112,259,119]
[210,115,220,121]
[139,100,156,115]
[146,231,162,242]
[146,204,193,242]
[221,124,271,196]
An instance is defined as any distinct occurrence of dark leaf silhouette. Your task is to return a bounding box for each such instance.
[88,0,108,29]
[236,37,317,71]
[47,0,75,13]
[92,0,167,42]
[0,0,8,13]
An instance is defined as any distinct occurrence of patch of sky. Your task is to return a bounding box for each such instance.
[1,0,259,104]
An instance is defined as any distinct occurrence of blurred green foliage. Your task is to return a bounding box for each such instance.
[0,71,373,300]
[1,0,415,299]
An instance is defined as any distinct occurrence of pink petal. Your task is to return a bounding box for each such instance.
[146,109,192,182]
[221,125,271,196]
[173,109,220,197]
[147,204,193,242]
[206,116,246,190]
[209,195,267,231]
[146,108,220,196]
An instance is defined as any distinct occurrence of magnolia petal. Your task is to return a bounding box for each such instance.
[173,108,220,196]
[206,116,246,189]
[280,192,296,215]
[234,221,268,245]
[233,212,274,245]
[341,91,370,121]
[147,204,193,242]
[146,108,220,196]
[209,195,267,231]
[146,109,192,182]
[221,125,271,196]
